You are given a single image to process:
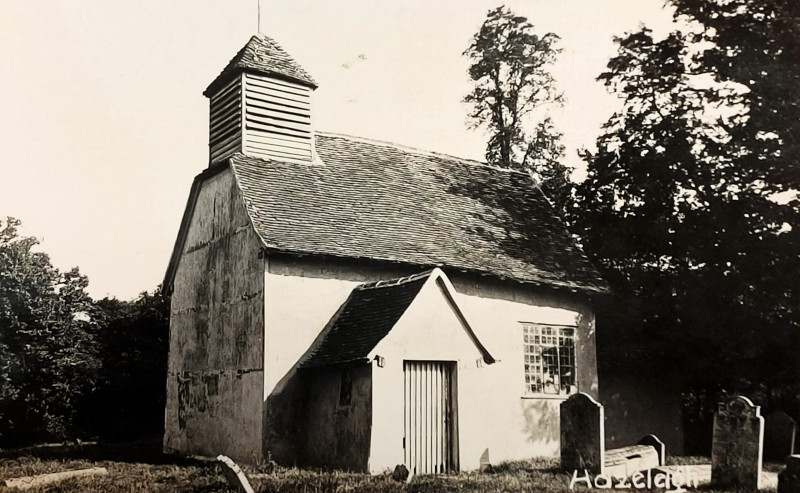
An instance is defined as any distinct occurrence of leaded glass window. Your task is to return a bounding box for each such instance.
[523,324,576,396]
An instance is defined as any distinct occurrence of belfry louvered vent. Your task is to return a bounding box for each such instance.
[209,76,242,164]
[242,73,313,164]
[204,34,317,165]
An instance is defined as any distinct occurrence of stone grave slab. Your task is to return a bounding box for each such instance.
[4,467,108,490]
[765,410,797,461]
[216,455,255,493]
[604,444,660,478]
[711,395,764,491]
[561,392,604,474]
[638,434,666,466]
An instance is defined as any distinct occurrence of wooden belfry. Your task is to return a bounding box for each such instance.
[204,1,318,166]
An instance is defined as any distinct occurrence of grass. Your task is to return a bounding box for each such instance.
[0,442,785,492]
[246,458,571,493]
[0,441,226,493]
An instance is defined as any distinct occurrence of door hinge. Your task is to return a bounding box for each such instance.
[403,437,406,449]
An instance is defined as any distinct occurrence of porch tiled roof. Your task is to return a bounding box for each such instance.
[300,273,431,368]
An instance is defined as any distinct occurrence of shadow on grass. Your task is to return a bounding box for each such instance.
[0,438,204,466]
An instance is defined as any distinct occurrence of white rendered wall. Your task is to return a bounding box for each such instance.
[262,257,415,461]
[368,273,595,473]
[261,256,596,471]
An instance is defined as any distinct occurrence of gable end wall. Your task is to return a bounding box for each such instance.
[164,169,265,462]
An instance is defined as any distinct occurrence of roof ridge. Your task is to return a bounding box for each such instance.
[315,131,531,177]
[357,270,435,291]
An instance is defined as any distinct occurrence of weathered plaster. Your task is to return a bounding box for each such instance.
[304,365,372,471]
[164,169,265,462]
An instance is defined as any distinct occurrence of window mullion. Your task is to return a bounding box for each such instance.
[522,323,576,397]
[555,343,561,394]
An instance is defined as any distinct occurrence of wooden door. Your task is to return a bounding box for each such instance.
[404,361,458,474]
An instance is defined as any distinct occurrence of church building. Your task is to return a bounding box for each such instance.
[162,33,607,474]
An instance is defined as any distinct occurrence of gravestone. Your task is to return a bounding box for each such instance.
[638,434,666,466]
[711,396,764,491]
[765,410,797,461]
[479,448,492,472]
[216,455,255,493]
[561,392,605,474]
[778,455,800,493]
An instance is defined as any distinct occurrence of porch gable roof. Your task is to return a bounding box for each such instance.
[300,269,494,368]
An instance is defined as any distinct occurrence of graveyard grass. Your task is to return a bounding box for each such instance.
[0,441,785,493]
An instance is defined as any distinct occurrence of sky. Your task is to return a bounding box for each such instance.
[0,1,676,300]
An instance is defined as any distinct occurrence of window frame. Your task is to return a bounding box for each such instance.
[338,369,353,407]
[521,322,578,398]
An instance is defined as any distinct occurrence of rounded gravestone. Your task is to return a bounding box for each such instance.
[711,396,764,492]
[560,392,605,474]
[765,410,796,462]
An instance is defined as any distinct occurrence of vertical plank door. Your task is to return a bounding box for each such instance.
[404,361,457,474]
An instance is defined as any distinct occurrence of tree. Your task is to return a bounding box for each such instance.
[575,1,799,391]
[574,3,800,453]
[669,0,800,338]
[0,217,100,445]
[0,217,171,445]
[88,289,170,441]
[464,6,572,214]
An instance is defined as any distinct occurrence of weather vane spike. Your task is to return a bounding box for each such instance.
[257,0,263,34]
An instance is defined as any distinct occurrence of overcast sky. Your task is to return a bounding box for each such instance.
[0,1,676,300]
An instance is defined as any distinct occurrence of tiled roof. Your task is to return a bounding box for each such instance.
[301,272,431,368]
[230,133,608,293]
[204,34,317,95]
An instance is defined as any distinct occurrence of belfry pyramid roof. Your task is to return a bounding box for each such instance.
[204,34,317,96]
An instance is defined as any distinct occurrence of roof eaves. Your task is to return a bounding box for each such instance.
[356,269,437,291]
[203,66,318,98]
[258,246,609,295]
